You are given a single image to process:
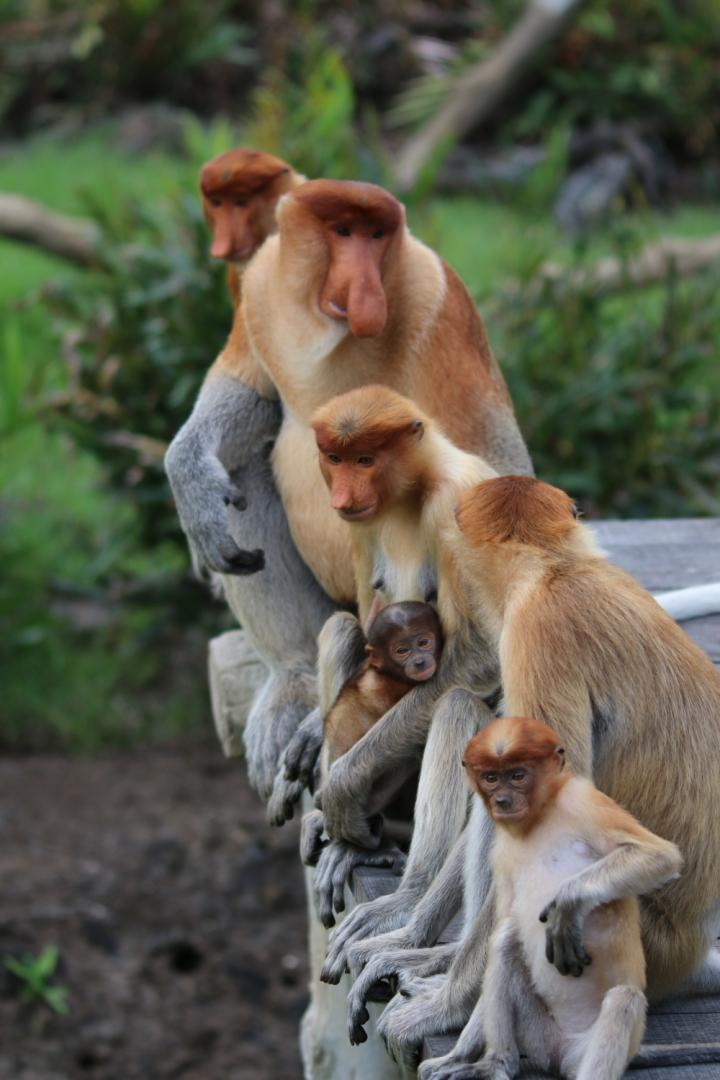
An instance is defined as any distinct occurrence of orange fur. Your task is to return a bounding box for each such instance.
[238,180,530,601]
[451,476,720,1000]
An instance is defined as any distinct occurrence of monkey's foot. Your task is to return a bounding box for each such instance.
[313,839,406,930]
[347,944,456,1046]
[300,809,327,866]
[420,1057,514,1080]
[378,973,471,1067]
[321,891,416,984]
[266,773,305,827]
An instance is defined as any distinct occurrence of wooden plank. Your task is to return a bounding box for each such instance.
[591,519,720,592]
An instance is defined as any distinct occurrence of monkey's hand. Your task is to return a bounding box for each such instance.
[378,973,458,1067]
[185,476,264,577]
[282,707,323,787]
[538,892,592,978]
[347,945,455,1046]
[300,809,328,866]
[312,839,406,930]
[320,757,381,850]
[321,891,415,984]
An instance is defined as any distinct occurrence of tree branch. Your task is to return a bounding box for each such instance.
[0,193,101,267]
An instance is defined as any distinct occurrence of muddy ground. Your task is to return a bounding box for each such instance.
[0,748,309,1080]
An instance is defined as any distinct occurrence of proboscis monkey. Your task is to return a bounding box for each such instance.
[417,717,682,1080]
[302,600,444,928]
[292,387,500,958]
[199,147,302,306]
[372,476,720,1066]
[240,177,532,605]
[166,149,334,804]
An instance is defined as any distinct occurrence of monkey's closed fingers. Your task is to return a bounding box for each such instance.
[282,707,323,784]
[540,899,591,978]
[347,952,406,1044]
[266,773,304,827]
[300,809,327,866]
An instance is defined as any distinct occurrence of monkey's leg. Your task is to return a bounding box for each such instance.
[321,689,488,982]
[567,985,646,1080]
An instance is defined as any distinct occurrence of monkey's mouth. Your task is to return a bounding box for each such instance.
[338,503,378,522]
[492,806,527,822]
[409,666,437,682]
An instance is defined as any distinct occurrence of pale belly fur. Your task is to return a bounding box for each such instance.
[512,834,643,1037]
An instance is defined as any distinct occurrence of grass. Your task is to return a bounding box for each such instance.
[2,128,720,751]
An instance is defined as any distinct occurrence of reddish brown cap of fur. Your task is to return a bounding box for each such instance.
[312,385,425,454]
[456,476,577,547]
[291,179,403,232]
[464,716,564,772]
[199,148,291,197]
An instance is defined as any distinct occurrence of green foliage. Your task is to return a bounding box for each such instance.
[4,946,69,1015]
[494,241,720,517]
[0,0,254,129]
[45,194,230,553]
[244,32,386,183]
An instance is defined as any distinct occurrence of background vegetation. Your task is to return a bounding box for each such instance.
[1,0,719,751]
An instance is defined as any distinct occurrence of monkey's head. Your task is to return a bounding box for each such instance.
[463,717,566,833]
[199,148,298,262]
[280,179,404,338]
[312,386,429,523]
[455,476,580,556]
[366,601,443,684]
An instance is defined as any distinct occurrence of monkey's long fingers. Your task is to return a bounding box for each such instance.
[266,775,303,827]
[283,708,322,782]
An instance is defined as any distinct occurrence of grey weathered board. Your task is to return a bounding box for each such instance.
[349,518,720,1077]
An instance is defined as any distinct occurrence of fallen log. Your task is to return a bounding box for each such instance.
[0,192,101,267]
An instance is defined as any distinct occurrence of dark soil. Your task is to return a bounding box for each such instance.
[0,749,309,1080]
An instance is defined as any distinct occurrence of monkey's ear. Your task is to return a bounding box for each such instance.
[556,746,566,770]
[570,503,580,519]
[366,644,382,669]
[409,419,424,440]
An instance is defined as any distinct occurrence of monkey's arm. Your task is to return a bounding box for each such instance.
[540,801,682,978]
[164,322,278,576]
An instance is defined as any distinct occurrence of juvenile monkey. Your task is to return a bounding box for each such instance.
[418,716,682,1080]
[375,475,720,1065]
[321,602,443,773]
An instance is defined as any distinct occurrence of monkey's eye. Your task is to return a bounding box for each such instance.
[372,229,384,239]
[511,769,527,783]
[234,197,248,208]
[356,455,374,467]
[417,638,431,649]
[326,453,342,465]
[395,645,410,657]
[335,225,351,237]
[210,197,222,208]
[483,773,498,786]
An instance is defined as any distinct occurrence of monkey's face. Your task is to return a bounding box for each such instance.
[318,447,389,522]
[200,150,293,262]
[470,763,536,825]
[201,189,275,262]
[382,627,439,683]
[289,181,403,338]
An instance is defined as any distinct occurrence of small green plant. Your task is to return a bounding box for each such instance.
[4,946,69,1015]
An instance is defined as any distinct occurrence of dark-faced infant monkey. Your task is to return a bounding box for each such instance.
[320,601,443,781]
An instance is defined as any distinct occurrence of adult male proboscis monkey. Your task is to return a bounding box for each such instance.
[373,476,720,1066]
[418,716,682,1080]
[165,149,335,804]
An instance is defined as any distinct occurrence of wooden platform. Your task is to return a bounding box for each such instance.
[350,518,720,1078]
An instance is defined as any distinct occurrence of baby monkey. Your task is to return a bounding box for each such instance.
[421,716,682,1080]
[321,601,443,777]
[304,602,442,925]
